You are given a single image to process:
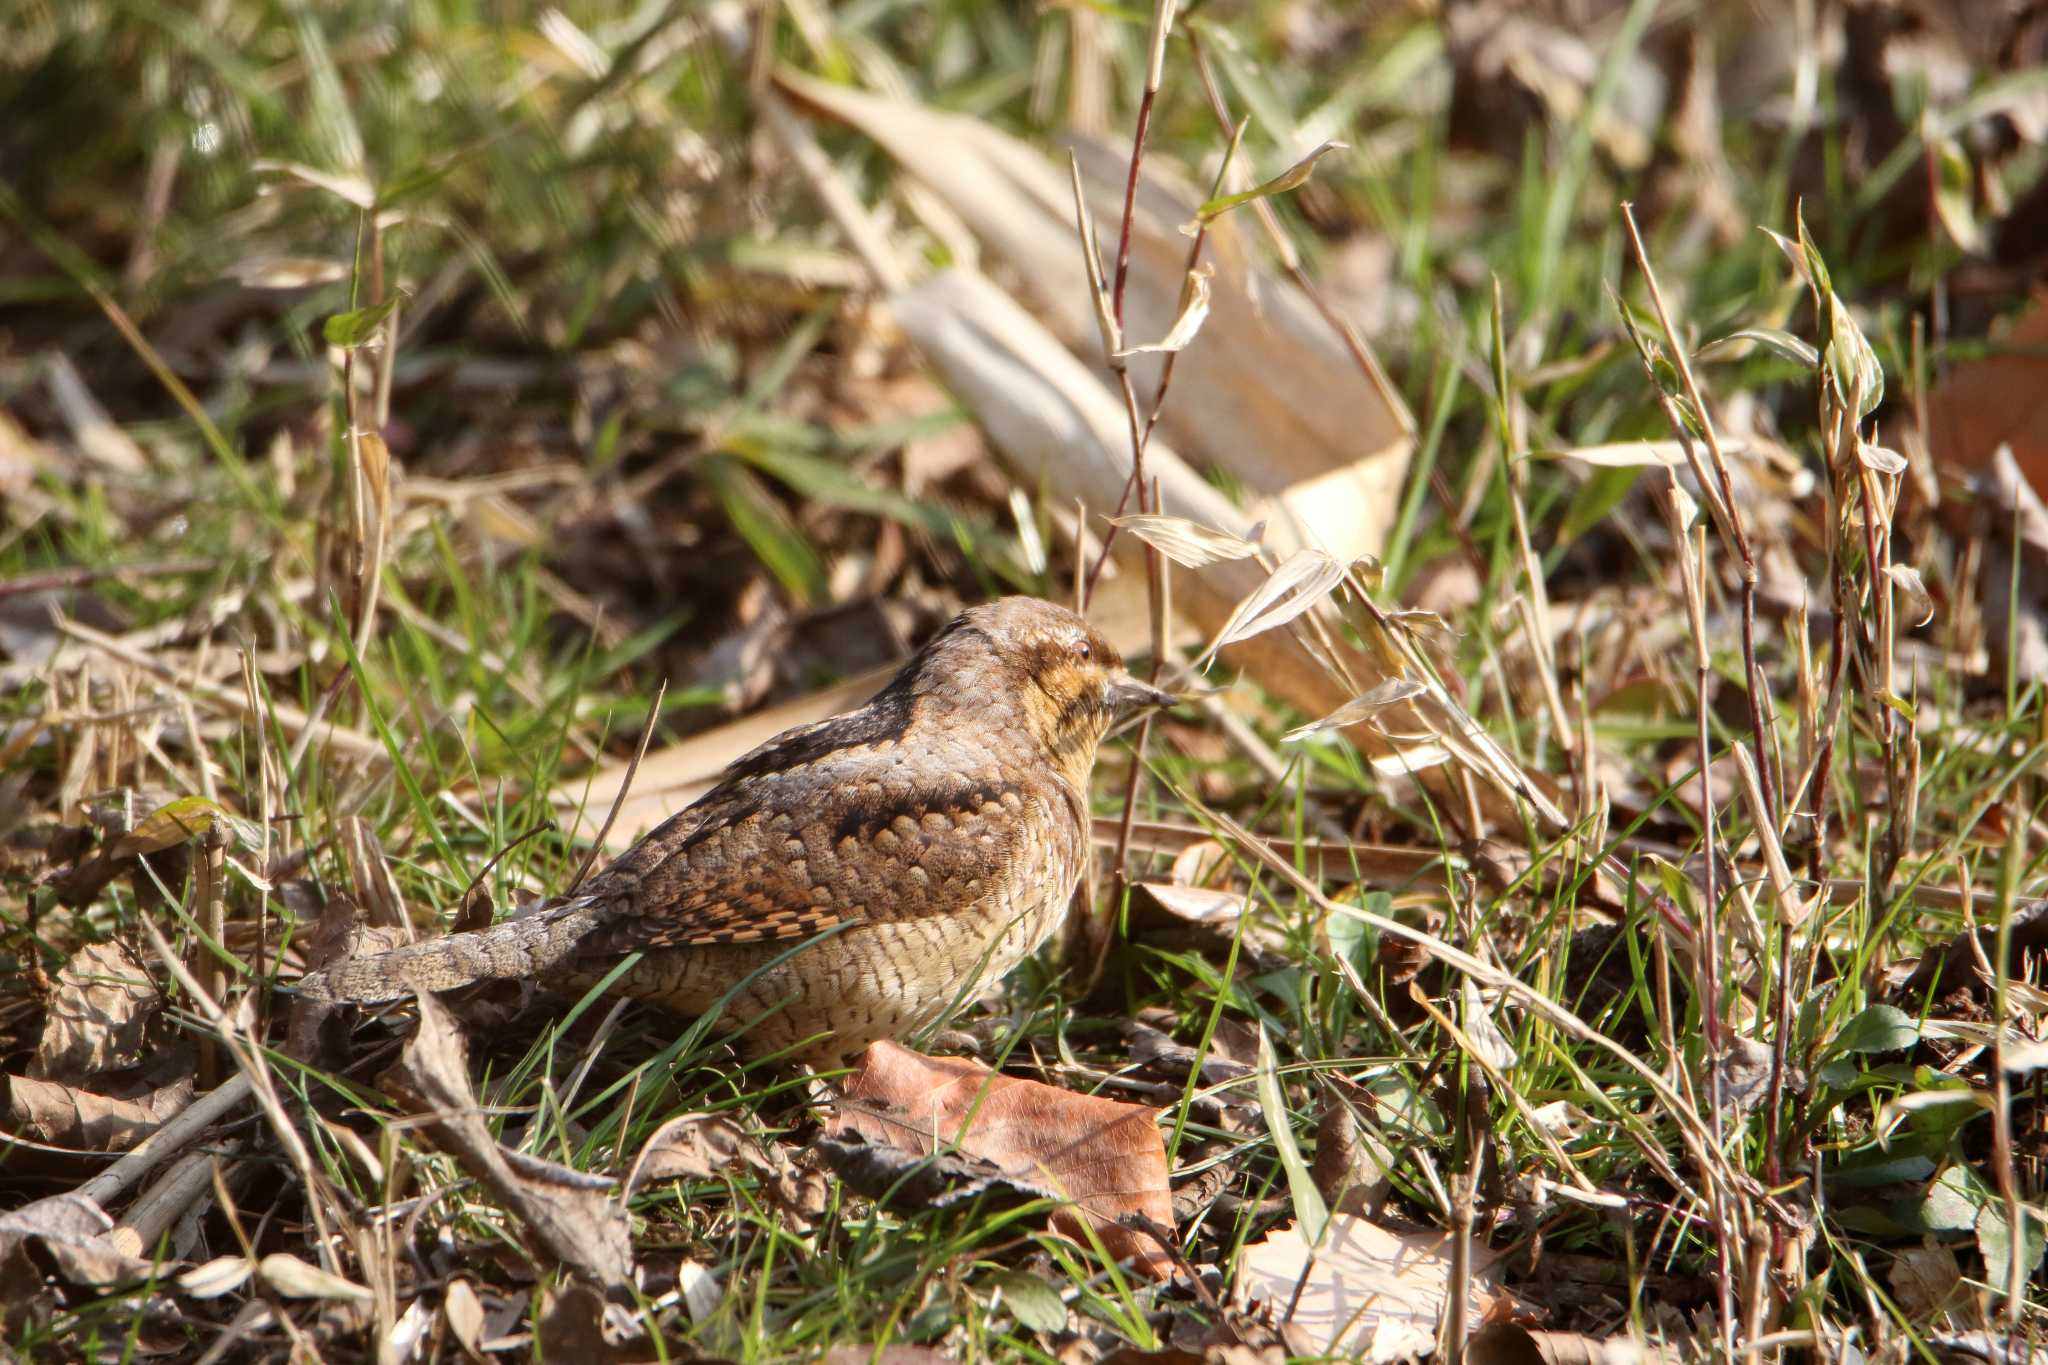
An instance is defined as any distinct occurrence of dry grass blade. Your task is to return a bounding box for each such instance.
[1194,548,1348,668]
[1525,441,1690,468]
[1196,802,1752,1212]
[1105,513,1261,568]
[1282,679,1429,742]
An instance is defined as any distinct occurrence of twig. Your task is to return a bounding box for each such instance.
[78,1074,256,1208]
[139,916,345,1275]
[0,559,214,602]
[1110,0,1177,328]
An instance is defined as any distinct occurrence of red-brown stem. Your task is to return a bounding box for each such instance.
[1110,88,1155,330]
[1763,917,1793,1198]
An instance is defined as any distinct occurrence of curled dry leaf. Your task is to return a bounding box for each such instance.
[1136,882,1246,925]
[8,1072,192,1151]
[224,254,350,289]
[383,993,633,1291]
[30,940,158,1080]
[831,1041,1175,1278]
[1857,441,1908,476]
[1884,564,1936,627]
[1312,1083,1393,1216]
[1108,514,1261,569]
[1114,265,1214,357]
[1368,741,1455,777]
[1282,679,1427,742]
[258,1252,373,1303]
[252,158,375,208]
[678,1260,724,1324]
[0,1192,157,1288]
[1238,1213,1504,1362]
[814,1128,1047,1210]
[622,1112,746,1199]
[443,1277,487,1360]
[1196,548,1349,668]
[177,1254,255,1300]
[1459,980,1519,1071]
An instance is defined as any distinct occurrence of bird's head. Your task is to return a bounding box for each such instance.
[930,596,1176,773]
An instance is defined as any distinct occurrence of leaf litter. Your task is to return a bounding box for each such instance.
[6,0,2048,1359]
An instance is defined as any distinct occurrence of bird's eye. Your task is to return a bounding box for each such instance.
[1073,639,1091,660]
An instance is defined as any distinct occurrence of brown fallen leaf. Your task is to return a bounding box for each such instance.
[382,993,633,1292]
[442,1277,487,1361]
[535,1280,644,1363]
[1467,1323,1683,1365]
[8,1072,193,1151]
[621,1112,747,1199]
[30,940,159,1080]
[1930,290,2048,488]
[1311,1081,1393,1217]
[0,1191,159,1292]
[1237,1214,1505,1362]
[1888,1244,1968,1321]
[831,1041,1175,1279]
[822,1348,956,1365]
[814,1127,1060,1212]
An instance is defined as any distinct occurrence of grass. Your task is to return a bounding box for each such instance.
[3,0,2045,1360]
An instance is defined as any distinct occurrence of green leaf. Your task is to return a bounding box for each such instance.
[1698,328,1821,370]
[1817,1059,1858,1091]
[1255,1022,1328,1245]
[1829,1004,1919,1057]
[706,456,826,607]
[1193,142,1346,225]
[1930,136,1983,253]
[1977,1201,2048,1298]
[110,795,222,858]
[1557,464,1643,547]
[1922,1163,1994,1233]
[323,296,400,350]
[1795,220,1883,418]
[993,1271,1067,1334]
[1326,891,1387,978]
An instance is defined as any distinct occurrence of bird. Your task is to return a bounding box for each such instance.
[298,596,1176,1063]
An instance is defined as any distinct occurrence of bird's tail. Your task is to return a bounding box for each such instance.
[296,897,610,1004]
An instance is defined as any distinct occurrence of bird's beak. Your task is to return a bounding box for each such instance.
[1107,670,1178,711]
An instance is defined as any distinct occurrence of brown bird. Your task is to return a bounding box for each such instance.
[299,596,1174,1062]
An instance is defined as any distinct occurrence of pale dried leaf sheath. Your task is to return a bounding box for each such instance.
[1106,513,1259,568]
[1283,679,1428,741]
[1195,548,1347,667]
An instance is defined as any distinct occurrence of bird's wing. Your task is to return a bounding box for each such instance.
[581,732,1033,953]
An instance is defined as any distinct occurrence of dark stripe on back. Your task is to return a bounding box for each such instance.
[831,779,1024,846]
